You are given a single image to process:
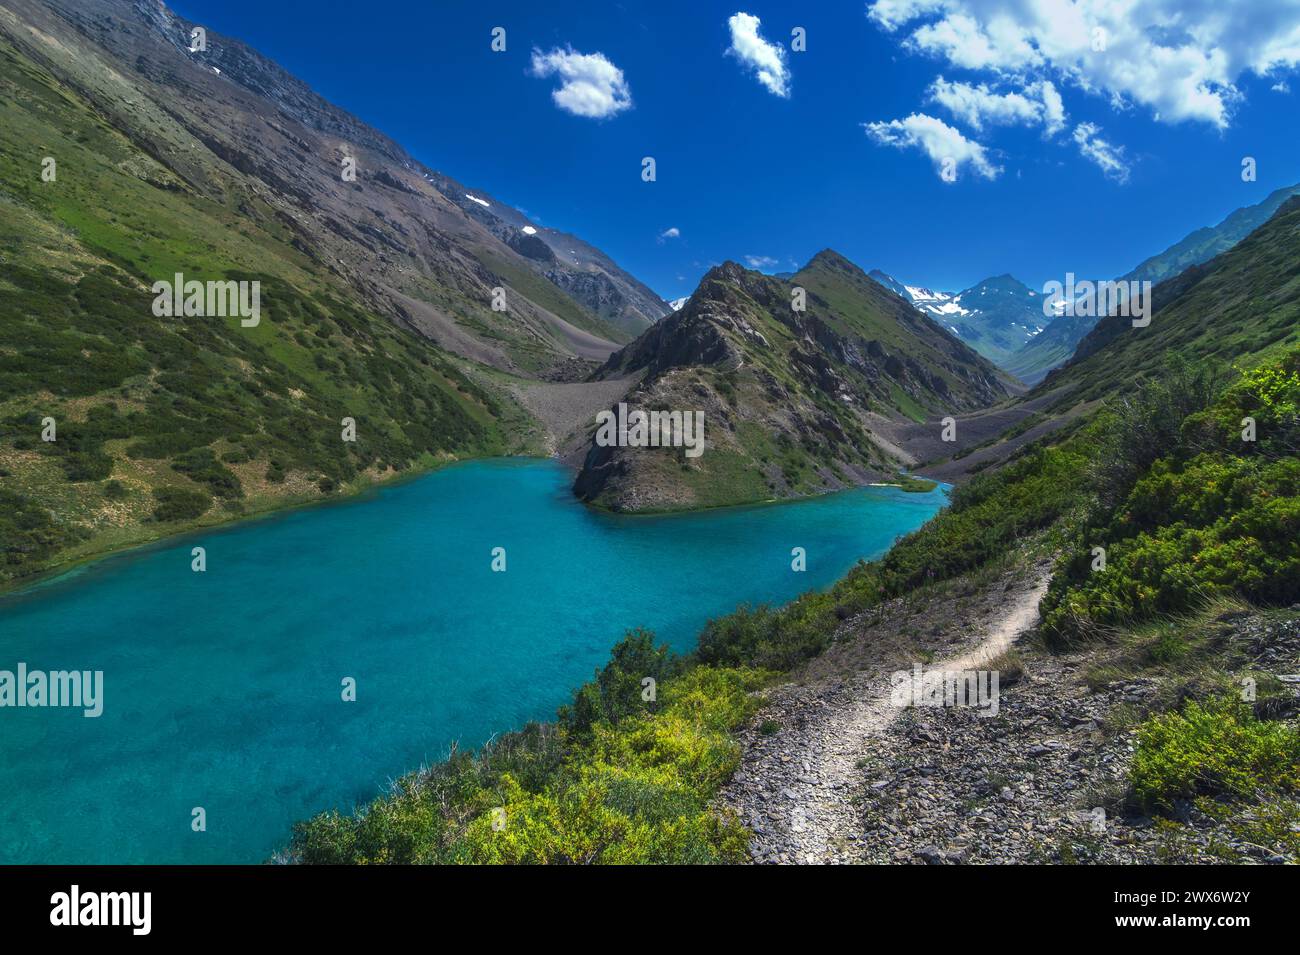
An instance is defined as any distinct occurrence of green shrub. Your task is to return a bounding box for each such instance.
[0,490,79,578]
[1043,349,1300,643]
[560,629,678,733]
[170,447,243,499]
[288,635,764,864]
[1131,698,1300,811]
[150,486,211,522]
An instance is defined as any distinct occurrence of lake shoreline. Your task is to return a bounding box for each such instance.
[2,445,943,599]
[0,458,951,864]
[1,452,496,599]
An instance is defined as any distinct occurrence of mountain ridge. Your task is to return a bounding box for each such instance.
[1007,181,1300,383]
[869,269,1045,369]
[572,251,1019,511]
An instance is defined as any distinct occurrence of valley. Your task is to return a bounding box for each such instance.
[1,0,1297,874]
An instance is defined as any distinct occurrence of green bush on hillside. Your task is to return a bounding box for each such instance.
[150,486,211,522]
[560,629,680,733]
[1043,348,1300,642]
[0,490,81,571]
[1131,697,1300,811]
[289,653,763,864]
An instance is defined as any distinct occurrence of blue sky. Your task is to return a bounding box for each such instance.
[173,0,1300,300]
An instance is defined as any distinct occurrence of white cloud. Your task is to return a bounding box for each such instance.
[726,12,791,97]
[864,112,1001,180]
[867,0,1300,130]
[529,47,632,119]
[1072,122,1130,182]
[658,227,681,243]
[868,0,948,32]
[927,76,1065,134]
[745,255,779,268]
[1273,80,1291,93]
[1039,79,1066,134]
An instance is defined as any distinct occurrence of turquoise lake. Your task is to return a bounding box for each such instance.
[0,458,947,863]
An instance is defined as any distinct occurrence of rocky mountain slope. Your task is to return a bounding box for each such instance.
[725,551,1300,865]
[0,0,664,375]
[572,251,1019,511]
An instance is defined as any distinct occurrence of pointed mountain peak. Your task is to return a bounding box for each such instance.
[802,249,862,275]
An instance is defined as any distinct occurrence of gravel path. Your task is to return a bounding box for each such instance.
[722,565,1300,865]
[719,570,1050,864]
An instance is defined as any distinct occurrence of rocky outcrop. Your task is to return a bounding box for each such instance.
[572,253,1018,511]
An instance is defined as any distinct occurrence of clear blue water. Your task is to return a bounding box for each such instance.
[0,458,947,863]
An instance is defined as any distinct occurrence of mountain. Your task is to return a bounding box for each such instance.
[1000,314,1095,384]
[572,251,1018,511]
[0,0,665,377]
[419,168,669,341]
[868,270,963,320]
[0,0,667,586]
[667,296,691,312]
[1120,183,1300,287]
[870,271,1046,368]
[1041,194,1300,401]
[1006,182,1300,384]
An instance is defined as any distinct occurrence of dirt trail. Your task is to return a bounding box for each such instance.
[721,573,1050,864]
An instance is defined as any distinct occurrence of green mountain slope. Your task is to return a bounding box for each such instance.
[0,0,664,375]
[1041,195,1300,403]
[1121,183,1300,287]
[572,251,1018,511]
[0,31,534,585]
[1007,183,1300,384]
